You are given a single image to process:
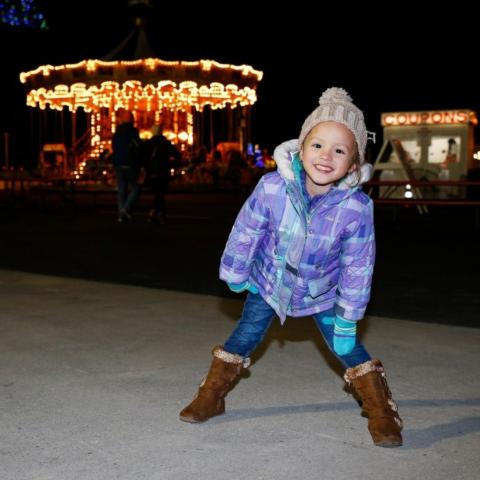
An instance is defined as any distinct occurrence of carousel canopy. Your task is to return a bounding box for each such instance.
[19,17,262,114]
[19,58,263,113]
[19,11,263,155]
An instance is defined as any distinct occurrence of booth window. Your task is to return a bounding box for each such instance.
[428,136,460,166]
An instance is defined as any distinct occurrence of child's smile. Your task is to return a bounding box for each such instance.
[300,121,357,196]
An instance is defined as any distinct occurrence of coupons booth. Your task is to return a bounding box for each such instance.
[373,110,477,198]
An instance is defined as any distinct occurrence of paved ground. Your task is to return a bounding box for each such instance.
[1,269,479,480]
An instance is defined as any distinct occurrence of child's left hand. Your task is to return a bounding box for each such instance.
[333,316,357,356]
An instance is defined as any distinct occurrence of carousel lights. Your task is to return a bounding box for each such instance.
[25,81,258,112]
[177,131,189,142]
[201,60,213,71]
[163,130,176,141]
[86,60,97,72]
[145,58,156,70]
[20,58,263,84]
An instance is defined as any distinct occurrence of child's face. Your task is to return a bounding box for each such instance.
[300,121,357,196]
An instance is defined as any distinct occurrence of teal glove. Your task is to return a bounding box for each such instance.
[227,281,259,294]
[333,316,357,356]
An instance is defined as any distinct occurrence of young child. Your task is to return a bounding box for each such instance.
[179,87,403,448]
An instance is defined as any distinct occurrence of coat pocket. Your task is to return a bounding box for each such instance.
[308,277,335,299]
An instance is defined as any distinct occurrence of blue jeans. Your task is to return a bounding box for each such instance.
[115,166,140,213]
[224,293,371,369]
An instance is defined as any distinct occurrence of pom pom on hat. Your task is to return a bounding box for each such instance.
[319,87,353,105]
[298,86,368,164]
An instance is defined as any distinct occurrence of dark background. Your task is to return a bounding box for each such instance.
[1,0,479,168]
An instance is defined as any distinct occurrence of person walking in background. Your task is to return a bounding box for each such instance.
[210,149,223,190]
[144,125,180,224]
[225,149,246,191]
[111,110,142,223]
[179,87,403,448]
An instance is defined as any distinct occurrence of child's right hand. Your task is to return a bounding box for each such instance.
[227,281,259,295]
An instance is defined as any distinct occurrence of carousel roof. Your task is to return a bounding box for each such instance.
[19,20,263,113]
[101,18,157,61]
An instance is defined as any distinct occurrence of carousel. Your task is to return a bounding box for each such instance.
[19,16,263,177]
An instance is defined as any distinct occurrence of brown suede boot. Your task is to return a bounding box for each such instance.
[344,359,403,447]
[179,346,250,423]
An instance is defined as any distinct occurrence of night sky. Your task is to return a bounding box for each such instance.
[1,0,478,166]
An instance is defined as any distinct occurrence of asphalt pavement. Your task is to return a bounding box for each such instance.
[0,269,479,480]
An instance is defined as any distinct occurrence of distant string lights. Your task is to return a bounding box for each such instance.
[0,0,48,29]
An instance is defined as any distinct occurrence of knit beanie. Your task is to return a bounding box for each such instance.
[298,87,367,164]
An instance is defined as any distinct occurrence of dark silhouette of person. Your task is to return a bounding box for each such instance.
[111,110,142,223]
[210,149,222,189]
[144,125,180,224]
[225,149,246,190]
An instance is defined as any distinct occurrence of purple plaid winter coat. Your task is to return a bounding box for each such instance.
[219,155,375,324]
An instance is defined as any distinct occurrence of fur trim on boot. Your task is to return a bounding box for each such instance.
[179,346,249,423]
[344,359,403,447]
